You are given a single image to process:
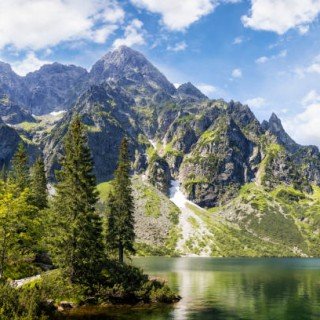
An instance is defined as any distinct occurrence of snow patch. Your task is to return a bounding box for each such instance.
[169,180,212,256]
[148,139,157,149]
[50,110,66,116]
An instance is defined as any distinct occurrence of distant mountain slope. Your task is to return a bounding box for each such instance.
[24,62,89,114]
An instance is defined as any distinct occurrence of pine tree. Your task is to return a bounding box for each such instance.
[10,142,29,191]
[107,138,135,263]
[0,180,38,279]
[52,117,105,286]
[30,155,48,210]
[0,165,7,182]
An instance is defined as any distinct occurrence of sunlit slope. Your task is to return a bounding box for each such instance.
[97,176,181,256]
[98,175,320,257]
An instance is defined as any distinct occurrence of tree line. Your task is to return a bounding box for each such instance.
[0,116,135,288]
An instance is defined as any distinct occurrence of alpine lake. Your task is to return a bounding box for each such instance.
[64,257,320,320]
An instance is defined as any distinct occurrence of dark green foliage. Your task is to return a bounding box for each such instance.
[0,165,8,182]
[30,155,48,210]
[0,282,48,320]
[0,180,41,280]
[10,142,29,191]
[51,117,105,287]
[107,138,135,263]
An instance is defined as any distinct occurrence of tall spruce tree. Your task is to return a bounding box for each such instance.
[30,155,48,210]
[107,138,135,263]
[10,142,29,191]
[52,117,104,286]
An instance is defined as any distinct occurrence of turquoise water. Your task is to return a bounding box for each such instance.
[68,257,320,319]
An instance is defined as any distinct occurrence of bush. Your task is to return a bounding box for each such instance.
[0,282,48,320]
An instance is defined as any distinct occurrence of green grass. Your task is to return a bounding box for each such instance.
[96,181,114,202]
[18,121,41,131]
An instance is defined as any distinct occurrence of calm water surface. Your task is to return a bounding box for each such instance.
[67,257,320,320]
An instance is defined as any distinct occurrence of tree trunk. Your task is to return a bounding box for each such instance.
[0,232,7,279]
[118,242,124,263]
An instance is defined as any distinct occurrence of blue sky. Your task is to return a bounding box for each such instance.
[1,0,320,146]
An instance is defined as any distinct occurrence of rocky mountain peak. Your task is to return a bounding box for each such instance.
[90,46,176,95]
[265,112,299,153]
[0,61,15,74]
[32,62,88,76]
[269,112,282,129]
[176,82,207,100]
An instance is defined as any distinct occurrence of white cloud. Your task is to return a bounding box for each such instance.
[283,104,320,147]
[130,0,217,31]
[307,63,320,74]
[295,55,320,77]
[242,0,320,35]
[233,36,243,45]
[167,41,187,52]
[301,90,320,105]
[11,52,51,76]
[196,83,217,96]
[113,19,145,48]
[244,97,266,108]
[174,83,181,89]
[298,24,310,34]
[0,0,124,50]
[91,25,118,44]
[256,56,269,64]
[255,50,287,64]
[232,68,242,78]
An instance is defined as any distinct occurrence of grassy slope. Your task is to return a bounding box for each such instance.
[98,177,320,257]
[97,176,181,257]
[201,183,320,257]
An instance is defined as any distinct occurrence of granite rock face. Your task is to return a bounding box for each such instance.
[43,83,147,181]
[90,45,176,97]
[24,63,89,115]
[147,155,171,195]
[0,100,36,124]
[0,118,22,168]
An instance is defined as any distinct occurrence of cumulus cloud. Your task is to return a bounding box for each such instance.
[0,0,124,50]
[295,55,320,77]
[255,50,287,64]
[130,0,217,31]
[167,42,187,52]
[256,56,269,64]
[196,83,217,96]
[242,0,320,35]
[283,106,320,147]
[302,90,320,105]
[232,68,242,78]
[11,52,51,76]
[244,97,266,108]
[233,36,243,45]
[283,90,320,146]
[113,19,145,48]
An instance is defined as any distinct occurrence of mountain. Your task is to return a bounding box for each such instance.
[1,46,320,257]
[90,45,176,97]
[0,117,22,168]
[176,82,207,101]
[0,62,29,106]
[24,62,89,114]
[0,97,36,124]
[43,83,147,181]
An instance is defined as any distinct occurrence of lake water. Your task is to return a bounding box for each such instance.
[68,257,320,320]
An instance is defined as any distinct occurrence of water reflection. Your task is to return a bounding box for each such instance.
[66,257,320,320]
